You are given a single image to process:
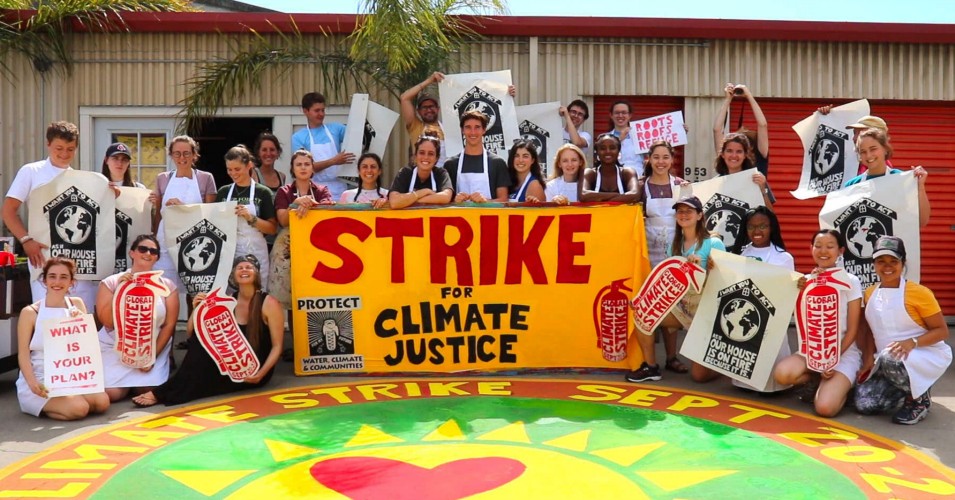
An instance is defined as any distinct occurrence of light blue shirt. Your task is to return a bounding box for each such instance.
[843,168,902,187]
[291,122,347,153]
[667,235,726,269]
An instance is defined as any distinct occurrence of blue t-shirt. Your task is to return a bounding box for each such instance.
[667,235,726,269]
[291,122,347,153]
[844,168,902,187]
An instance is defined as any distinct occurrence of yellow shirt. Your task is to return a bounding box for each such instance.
[863,281,941,329]
[407,118,445,146]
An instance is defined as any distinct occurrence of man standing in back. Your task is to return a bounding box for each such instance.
[561,99,592,159]
[291,92,356,200]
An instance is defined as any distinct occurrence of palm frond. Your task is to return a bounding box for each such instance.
[176,22,404,135]
[348,0,505,75]
[0,0,192,80]
[177,0,506,132]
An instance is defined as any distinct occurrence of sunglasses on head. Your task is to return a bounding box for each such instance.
[135,245,160,256]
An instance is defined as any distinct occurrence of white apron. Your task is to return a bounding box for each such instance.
[643,176,677,267]
[866,279,952,398]
[545,177,578,203]
[618,132,644,174]
[595,166,625,194]
[16,298,77,416]
[409,167,437,193]
[155,172,203,292]
[308,124,346,200]
[227,181,270,286]
[456,150,492,200]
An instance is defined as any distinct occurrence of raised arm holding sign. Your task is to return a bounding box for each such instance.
[630,111,687,154]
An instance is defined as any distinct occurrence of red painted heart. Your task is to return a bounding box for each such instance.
[310,456,526,499]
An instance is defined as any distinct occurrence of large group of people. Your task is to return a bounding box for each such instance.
[5,80,949,427]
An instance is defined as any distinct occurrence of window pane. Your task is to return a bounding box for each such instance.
[139,134,167,166]
[111,132,167,189]
[139,166,166,190]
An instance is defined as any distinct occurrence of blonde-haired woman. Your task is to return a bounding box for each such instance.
[545,144,584,205]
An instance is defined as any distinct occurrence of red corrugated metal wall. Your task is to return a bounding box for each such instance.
[730,99,955,314]
[593,96,686,175]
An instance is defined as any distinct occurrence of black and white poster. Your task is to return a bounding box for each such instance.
[790,99,869,200]
[113,187,153,273]
[162,202,237,296]
[340,93,400,178]
[297,295,364,373]
[681,171,765,255]
[29,170,115,280]
[681,251,801,391]
[516,102,563,178]
[439,70,519,158]
[819,171,920,290]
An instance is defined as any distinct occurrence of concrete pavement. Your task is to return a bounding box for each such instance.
[1,330,954,475]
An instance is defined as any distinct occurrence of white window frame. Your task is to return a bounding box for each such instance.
[79,105,350,181]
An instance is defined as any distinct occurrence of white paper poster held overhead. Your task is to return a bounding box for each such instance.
[340,93,370,178]
[630,111,687,154]
[680,251,801,391]
[790,99,870,199]
[818,171,920,291]
[439,70,519,158]
[516,102,563,178]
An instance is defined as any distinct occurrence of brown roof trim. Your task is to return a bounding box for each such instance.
[3,11,953,44]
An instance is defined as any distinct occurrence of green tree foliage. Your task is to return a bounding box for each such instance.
[178,0,505,133]
[0,0,192,78]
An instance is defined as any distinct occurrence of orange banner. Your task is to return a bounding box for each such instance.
[290,204,650,374]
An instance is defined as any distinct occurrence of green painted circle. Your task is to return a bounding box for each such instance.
[94,397,864,499]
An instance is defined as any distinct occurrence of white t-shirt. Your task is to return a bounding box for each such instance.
[545,177,579,203]
[563,129,593,160]
[339,187,390,204]
[6,158,71,202]
[609,129,645,173]
[740,243,795,271]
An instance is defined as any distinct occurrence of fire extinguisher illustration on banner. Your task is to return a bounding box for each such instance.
[593,278,633,362]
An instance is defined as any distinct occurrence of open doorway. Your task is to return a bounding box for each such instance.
[193,117,274,188]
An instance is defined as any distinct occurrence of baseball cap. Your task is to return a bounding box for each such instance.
[872,235,906,260]
[105,142,131,158]
[846,115,888,132]
[672,195,703,212]
[416,93,439,108]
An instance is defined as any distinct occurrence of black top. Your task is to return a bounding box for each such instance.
[389,166,454,194]
[152,293,274,406]
[215,183,277,220]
